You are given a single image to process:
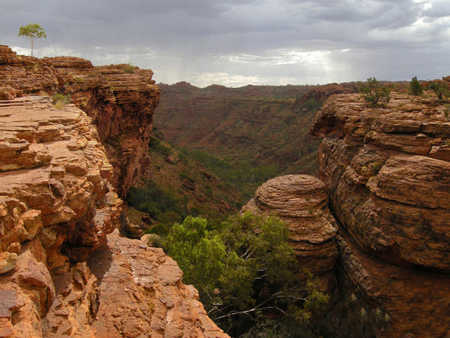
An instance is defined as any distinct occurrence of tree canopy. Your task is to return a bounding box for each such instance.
[18,23,47,57]
[163,212,329,337]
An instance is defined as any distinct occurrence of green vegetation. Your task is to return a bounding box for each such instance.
[303,97,322,111]
[51,93,71,109]
[358,77,391,107]
[444,105,450,120]
[18,23,46,57]
[181,148,279,201]
[154,83,322,178]
[409,76,423,96]
[427,79,449,100]
[163,212,329,337]
[148,136,172,157]
[121,63,135,74]
[126,179,187,234]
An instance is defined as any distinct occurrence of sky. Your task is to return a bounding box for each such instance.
[1,0,450,87]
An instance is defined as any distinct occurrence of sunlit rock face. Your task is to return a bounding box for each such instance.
[0,44,161,199]
[0,97,121,337]
[311,92,450,338]
[0,50,229,338]
[242,174,338,295]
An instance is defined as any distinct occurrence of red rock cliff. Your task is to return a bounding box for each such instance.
[0,47,228,338]
[0,45,160,199]
[311,92,450,337]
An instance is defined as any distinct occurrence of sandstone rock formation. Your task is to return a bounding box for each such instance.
[242,174,338,294]
[311,92,450,337]
[86,231,228,338]
[0,45,160,199]
[0,96,228,337]
[0,97,120,337]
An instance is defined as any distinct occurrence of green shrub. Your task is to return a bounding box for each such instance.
[52,93,71,104]
[164,212,327,337]
[126,180,187,222]
[409,76,423,96]
[143,233,163,248]
[122,63,135,74]
[148,136,172,156]
[427,79,449,100]
[444,105,450,120]
[304,97,322,111]
[51,93,71,109]
[358,77,391,107]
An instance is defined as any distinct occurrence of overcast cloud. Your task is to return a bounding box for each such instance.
[2,0,450,87]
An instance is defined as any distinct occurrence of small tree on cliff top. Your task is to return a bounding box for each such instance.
[358,77,391,107]
[18,23,47,57]
[427,79,450,100]
[409,76,423,96]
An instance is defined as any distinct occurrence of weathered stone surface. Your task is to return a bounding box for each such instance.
[311,93,450,269]
[0,97,119,253]
[83,231,229,338]
[0,45,161,199]
[311,92,450,337]
[335,233,450,338]
[0,97,122,338]
[0,252,17,275]
[0,54,227,338]
[242,175,338,293]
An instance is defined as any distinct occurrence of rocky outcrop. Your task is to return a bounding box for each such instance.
[0,96,228,337]
[87,231,228,338]
[242,175,338,294]
[0,97,121,337]
[0,45,160,198]
[311,92,450,337]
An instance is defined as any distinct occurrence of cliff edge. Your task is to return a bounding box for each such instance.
[0,48,228,338]
[0,45,161,199]
[311,92,450,337]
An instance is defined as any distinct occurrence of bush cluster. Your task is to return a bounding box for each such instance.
[126,180,187,233]
[182,148,279,201]
[164,213,329,337]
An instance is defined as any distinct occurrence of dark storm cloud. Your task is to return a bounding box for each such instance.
[1,0,450,86]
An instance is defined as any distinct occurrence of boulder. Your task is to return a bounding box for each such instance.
[242,174,338,293]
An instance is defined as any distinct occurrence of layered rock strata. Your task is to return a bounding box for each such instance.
[242,174,338,293]
[311,93,450,337]
[0,97,228,338]
[0,45,161,198]
[0,97,121,337]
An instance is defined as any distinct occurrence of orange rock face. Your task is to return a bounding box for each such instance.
[0,45,161,198]
[0,97,121,337]
[311,93,450,337]
[85,231,228,338]
[242,175,338,294]
[0,96,228,337]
